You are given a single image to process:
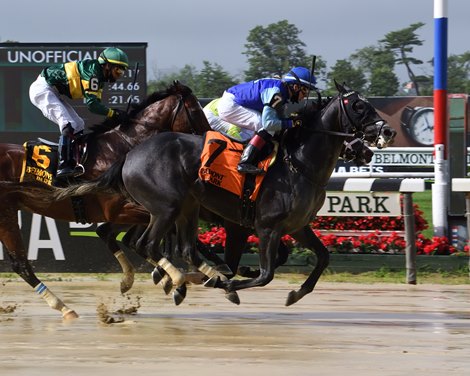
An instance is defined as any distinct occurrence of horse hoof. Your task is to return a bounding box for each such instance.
[161,276,173,295]
[151,267,164,285]
[173,285,187,306]
[203,275,220,288]
[285,290,299,306]
[63,310,79,320]
[120,274,135,294]
[225,291,240,305]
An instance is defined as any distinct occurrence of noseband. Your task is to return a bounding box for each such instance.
[308,91,386,151]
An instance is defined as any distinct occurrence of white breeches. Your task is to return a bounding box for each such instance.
[29,75,85,133]
[217,91,262,133]
[203,106,253,142]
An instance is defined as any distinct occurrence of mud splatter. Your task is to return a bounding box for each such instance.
[97,295,141,324]
[97,302,125,324]
[0,304,17,314]
[115,295,141,315]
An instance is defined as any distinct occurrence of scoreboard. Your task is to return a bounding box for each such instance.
[0,42,147,143]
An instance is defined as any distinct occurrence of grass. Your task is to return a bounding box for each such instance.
[412,190,433,239]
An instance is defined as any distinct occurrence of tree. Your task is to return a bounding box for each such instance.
[243,20,312,80]
[194,61,238,98]
[351,46,399,96]
[147,62,237,98]
[325,59,367,95]
[147,64,198,94]
[447,51,470,94]
[380,22,425,95]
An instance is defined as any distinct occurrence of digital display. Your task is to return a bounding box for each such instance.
[0,42,147,142]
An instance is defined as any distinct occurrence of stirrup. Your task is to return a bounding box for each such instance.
[74,164,85,177]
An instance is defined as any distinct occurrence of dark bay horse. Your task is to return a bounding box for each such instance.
[0,82,210,318]
[46,82,396,306]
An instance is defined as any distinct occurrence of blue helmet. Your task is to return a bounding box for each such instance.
[283,66,317,89]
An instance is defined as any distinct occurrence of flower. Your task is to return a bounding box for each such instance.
[197,199,466,256]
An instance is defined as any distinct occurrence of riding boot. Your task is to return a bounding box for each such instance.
[56,125,78,179]
[237,131,270,175]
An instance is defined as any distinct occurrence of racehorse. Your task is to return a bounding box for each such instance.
[45,81,396,306]
[0,81,210,319]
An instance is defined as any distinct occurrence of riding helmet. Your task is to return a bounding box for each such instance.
[98,47,129,68]
[283,66,317,89]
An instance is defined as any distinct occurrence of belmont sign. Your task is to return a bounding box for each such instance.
[333,147,435,174]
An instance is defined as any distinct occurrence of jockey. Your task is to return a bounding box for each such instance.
[216,66,317,174]
[29,47,130,179]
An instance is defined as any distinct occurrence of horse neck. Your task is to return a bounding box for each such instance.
[289,99,345,185]
[119,94,209,142]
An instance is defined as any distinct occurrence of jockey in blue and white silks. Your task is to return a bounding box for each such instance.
[209,66,317,174]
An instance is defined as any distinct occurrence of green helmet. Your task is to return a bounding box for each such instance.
[98,47,129,68]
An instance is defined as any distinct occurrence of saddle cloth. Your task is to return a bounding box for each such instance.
[198,131,274,201]
[20,140,59,186]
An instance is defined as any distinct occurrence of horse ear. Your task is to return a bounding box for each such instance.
[334,79,345,93]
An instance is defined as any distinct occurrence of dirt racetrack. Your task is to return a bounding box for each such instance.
[0,275,469,376]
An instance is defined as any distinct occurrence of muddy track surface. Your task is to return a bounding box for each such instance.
[1,276,469,376]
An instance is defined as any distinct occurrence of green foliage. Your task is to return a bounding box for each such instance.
[447,52,470,93]
[147,63,237,98]
[195,61,238,98]
[147,21,470,99]
[351,46,399,95]
[242,20,314,80]
[380,22,425,94]
[325,59,367,95]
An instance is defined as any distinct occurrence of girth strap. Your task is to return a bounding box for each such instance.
[71,196,88,225]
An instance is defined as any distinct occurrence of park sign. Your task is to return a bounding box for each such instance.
[317,192,401,216]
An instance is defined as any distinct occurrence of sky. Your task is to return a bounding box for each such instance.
[1,0,469,85]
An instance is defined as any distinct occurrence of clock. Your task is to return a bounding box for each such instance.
[400,106,434,146]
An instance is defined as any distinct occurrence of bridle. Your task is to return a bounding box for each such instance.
[283,90,384,179]
[313,91,386,147]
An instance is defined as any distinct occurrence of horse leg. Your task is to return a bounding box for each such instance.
[223,220,250,276]
[178,204,240,305]
[0,209,78,319]
[285,226,330,306]
[95,222,136,293]
[208,227,280,293]
[134,215,186,298]
[237,236,290,278]
[120,224,174,295]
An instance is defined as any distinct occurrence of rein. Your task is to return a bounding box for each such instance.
[283,92,370,182]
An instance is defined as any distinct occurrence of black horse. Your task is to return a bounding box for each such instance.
[47,82,396,305]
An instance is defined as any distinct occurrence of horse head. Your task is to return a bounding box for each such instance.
[334,81,396,149]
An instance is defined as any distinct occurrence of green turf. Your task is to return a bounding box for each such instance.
[412,190,433,239]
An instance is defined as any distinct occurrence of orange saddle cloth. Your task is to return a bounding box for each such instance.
[198,131,273,201]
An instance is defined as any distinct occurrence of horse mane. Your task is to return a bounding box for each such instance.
[87,81,194,135]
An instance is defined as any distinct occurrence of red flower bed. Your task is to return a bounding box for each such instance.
[198,203,468,256]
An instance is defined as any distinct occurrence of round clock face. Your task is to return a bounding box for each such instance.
[410,108,434,145]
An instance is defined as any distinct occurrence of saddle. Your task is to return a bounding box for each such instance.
[198,131,276,226]
[20,136,87,186]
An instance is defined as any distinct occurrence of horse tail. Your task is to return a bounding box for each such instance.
[0,180,59,208]
[53,158,126,201]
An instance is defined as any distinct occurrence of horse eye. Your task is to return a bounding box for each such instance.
[352,101,366,113]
